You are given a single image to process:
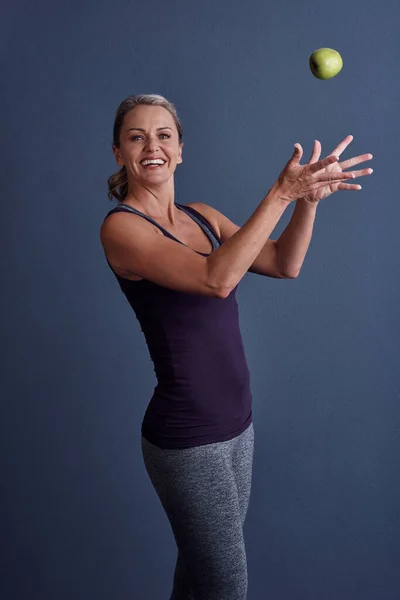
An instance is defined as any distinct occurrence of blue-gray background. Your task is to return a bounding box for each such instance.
[1,1,399,599]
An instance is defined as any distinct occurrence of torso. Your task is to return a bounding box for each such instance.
[107,203,221,281]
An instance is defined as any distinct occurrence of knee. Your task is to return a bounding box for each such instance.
[191,553,248,600]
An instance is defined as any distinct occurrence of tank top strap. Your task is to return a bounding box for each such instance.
[176,203,221,249]
[103,203,221,251]
[103,204,176,240]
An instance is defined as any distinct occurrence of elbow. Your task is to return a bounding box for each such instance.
[284,270,300,279]
[206,268,233,298]
[216,285,233,299]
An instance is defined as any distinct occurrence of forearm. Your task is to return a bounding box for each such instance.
[207,187,290,295]
[275,198,318,278]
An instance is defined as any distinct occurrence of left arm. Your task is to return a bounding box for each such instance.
[274,135,373,277]
[274,198,318,278]
[189,137,372,280]
[189,201,313,279]
[188,202,286,278]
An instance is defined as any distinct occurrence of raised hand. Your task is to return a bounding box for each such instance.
[273,135,373,205]
[296,135,373,205]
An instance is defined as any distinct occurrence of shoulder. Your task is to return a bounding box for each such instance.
[185,202,240,244]
[185,202,220,233]
[100,205,156,245]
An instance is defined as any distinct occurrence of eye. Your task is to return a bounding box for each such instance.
[131,133,171,141]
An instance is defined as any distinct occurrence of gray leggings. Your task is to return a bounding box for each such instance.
[141,421,254,600]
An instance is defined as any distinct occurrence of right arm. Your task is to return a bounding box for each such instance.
[206,188,289,297]
[100,187,288,300]
[101,147,347,298]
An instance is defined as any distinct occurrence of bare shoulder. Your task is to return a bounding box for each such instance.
[185,202,221,235]
[185,202,241,244]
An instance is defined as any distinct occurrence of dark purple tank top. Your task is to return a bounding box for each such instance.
[102,202,252,449]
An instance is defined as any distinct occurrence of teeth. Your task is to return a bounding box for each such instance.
[141,159,165,166]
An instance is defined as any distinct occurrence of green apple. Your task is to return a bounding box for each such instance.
[309,48,343,80]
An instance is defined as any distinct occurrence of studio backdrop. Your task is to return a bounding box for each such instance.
[1,1,399,599]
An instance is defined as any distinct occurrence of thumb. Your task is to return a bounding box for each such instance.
[291,143,303,164]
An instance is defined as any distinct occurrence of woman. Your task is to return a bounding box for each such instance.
[100,94,373,600]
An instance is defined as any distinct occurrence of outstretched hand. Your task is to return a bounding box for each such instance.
[298,135,373,205]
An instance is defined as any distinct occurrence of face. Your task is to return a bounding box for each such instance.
[113,105,183,183]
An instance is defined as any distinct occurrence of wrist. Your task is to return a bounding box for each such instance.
[266,182,293,207]
[297,197,319,209]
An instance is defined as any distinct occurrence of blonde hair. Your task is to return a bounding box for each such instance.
[107,94,184,202]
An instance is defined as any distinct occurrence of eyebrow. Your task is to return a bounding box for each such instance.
[127,127,173,132]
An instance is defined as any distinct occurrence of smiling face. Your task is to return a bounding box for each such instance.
[113,104,183,186]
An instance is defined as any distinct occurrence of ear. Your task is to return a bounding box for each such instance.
[177,142,184,164]
[112,145,125,168]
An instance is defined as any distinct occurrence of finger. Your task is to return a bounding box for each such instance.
[339,153,373,170]
[343,168,373,179]
[330,134,354,158]
[309,179,353,194]
[308,154,339,174]
[292,143,303,164]
[314,171,356,183]
[308,140,321,164]
[337,183,362,191]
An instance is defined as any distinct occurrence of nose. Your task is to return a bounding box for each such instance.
[144,135,160,152]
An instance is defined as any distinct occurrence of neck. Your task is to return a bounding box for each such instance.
[121,178,178,224]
